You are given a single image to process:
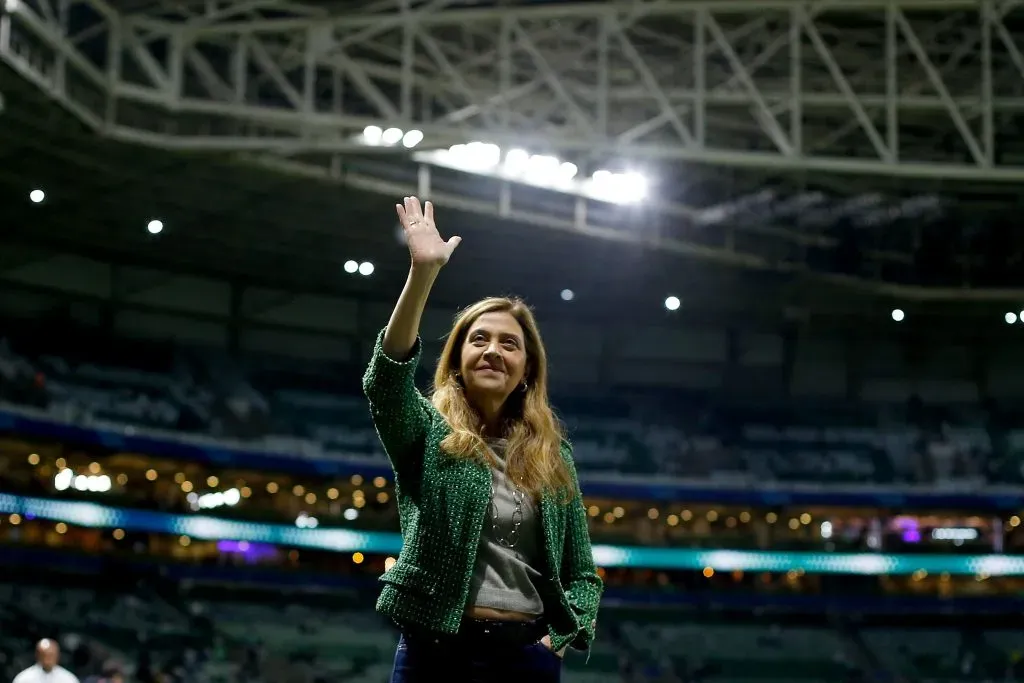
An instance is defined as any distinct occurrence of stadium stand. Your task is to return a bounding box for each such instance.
[0,325,1009,487]
[3,560,1024,683]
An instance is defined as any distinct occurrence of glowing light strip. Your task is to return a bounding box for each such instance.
[0,493,1018,575]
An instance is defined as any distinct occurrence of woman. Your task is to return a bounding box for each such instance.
[363,196,603,683]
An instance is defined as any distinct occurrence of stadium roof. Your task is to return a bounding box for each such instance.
[2,0,1024,330]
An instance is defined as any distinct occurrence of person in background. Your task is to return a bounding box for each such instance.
[12,639,79,683]
[364,196,603,682]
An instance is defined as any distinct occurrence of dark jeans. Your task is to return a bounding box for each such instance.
[389,629,562,683]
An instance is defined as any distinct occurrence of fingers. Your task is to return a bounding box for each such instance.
[405,196,422,219]
[398,197,419,228]
[401,196,427,219]
[446,235,462,253]
[398,196,436,231]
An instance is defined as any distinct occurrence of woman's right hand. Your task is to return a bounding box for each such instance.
[396,196,461,268]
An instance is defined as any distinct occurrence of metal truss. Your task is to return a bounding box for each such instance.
[6,0,1024,190]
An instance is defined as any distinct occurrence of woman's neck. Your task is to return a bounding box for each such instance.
[470,394,506,435]
[479,414,504,437]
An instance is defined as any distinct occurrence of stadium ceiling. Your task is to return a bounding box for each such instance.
[3,0,1024,305]
[4,0,1024,180]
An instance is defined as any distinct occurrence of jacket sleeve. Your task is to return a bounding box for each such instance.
[553,445,604,653]
[361,328,433,481]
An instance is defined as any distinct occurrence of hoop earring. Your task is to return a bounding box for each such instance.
[520,381,528,393]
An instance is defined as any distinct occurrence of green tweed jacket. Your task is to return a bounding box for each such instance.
[362,329,603,654]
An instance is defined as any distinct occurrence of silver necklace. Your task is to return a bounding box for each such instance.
[490,469,526,550]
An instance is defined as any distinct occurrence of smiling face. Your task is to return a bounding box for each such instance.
[459,311,528,409]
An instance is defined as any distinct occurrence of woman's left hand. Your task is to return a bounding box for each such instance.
[540,634,566,658]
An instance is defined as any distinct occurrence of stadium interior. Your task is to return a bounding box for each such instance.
[4,0,1024,681]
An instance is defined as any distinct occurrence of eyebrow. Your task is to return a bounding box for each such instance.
[469,327,523,344]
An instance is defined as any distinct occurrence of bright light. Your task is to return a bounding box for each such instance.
[416,141,650,204]
[524,155,561,184]
[820,521,833,539]
[561,289,575,302]
[664,296,681,311]
[402,129,424,148]
[931,527,979,541]
[499,151,579,187]
[589,170,648,204]
[344,260,359,274]
[1006,312,1017,324]
[362,125,383,145]
[447,142,502,171]
[296,512,319,529]
[193,488,241,510]
[358,261,374,276]
[147,220,163,234]
[891,308,905,322]
[54,469,111,493]
[504,148,530,174]
[343,508,359,521]
[359,125,422,148]
[522,155,577,186]
[29,189,44,203]
[54,469,72,491]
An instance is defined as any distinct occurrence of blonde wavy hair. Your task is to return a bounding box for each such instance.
[431,297,575,502]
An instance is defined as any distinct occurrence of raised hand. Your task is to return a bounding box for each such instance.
[396,196,461,268]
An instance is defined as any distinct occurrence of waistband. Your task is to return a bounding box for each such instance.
[404,616,548,649]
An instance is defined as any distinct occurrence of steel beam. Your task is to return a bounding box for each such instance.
[4,0,1024,182]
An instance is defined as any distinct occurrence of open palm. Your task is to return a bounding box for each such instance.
[396,196,461,268]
